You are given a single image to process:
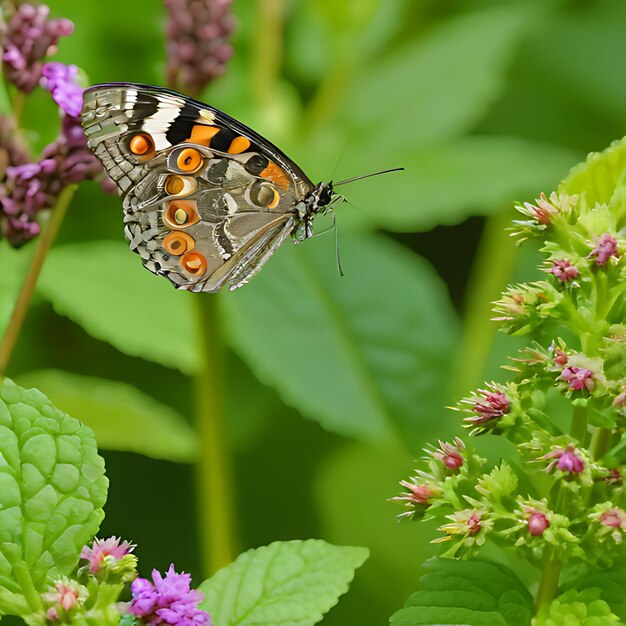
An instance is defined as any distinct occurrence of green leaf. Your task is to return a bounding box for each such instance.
[560,136,626,208]
[38,241,200,374]
[335,7,530,154]
[222,232,458,444]
[535,589,620,625]
[199,539,368,626]
[390,558,533,626]
[0,378,107,618]
[14,370,198,463]
[561,569,626,621]
[343,137,577,232]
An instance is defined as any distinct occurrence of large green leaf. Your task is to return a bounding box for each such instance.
[221,232,458,444]
[334,6,530,154]
[343,137,576,232]
[0,378,107,618]
[38,241,200,374]
[561,569,626,621]
[14,370,198,463]
[390,558,533,626]
[199,540,368,626]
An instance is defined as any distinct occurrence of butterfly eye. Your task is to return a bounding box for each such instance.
[163,231,195,255]
[163,200,201,229]
[180,251,208,276]
[129,133,153,156]
[176,148,203,173]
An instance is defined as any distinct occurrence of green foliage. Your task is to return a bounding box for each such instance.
[198,540,368,626]
[561,568,626,622]
[534,589,620,625]
[14,369,198,462]
[0,378,107,619]
[222,231,458,444]
[0,241,31,337]
[38,241,200,374]
[390,558,533,626]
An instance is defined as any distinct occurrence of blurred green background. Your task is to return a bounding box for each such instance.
[3,0,626,623]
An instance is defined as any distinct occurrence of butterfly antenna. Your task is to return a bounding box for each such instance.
[334,167,404,187]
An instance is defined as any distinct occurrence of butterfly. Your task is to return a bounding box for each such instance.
[81,82,357,292]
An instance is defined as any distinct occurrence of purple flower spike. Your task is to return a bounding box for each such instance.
[40,62,83,117]
[130,564,212,625]
[549,259,579,282]
[0,3,74,92]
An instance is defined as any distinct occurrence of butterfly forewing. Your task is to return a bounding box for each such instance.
[81,83,315,292]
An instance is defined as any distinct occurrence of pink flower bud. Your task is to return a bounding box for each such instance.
[528,510,550,536]
[553,348,568,367]
[560,366,594,391]
[589,233,619,266]
[600,508,626,529]
[549,259,579,282]
[432,438,464,471]
[474,391,510,423]
[543,444,585,475]
[466,513,481,536]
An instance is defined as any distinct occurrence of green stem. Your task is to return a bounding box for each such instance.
[0,185,76,380]
[252,0,284,107]
[590,427,611,460]
[11,89,25,127]
[454,210,519,397]
[193,295,237,575]
[534,554,561,613]
[570,405,588,444]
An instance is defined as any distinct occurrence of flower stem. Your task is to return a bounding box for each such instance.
[193,295,237,575]
[534,554,561,613]
[454,210,519,397]
[590,427,611,461]
[570,405,588,444]
[0,185,76,380]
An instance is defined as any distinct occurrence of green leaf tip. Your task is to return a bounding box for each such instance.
[198,539,368,626]
[0,377,108,618]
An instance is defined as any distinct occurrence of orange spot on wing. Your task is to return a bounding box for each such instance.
[227,136,251,154]
[188,124,220,147]
[260,161,290,190]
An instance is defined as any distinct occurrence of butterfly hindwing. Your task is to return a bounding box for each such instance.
[81,83,315,292]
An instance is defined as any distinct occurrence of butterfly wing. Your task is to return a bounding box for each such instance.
[81,83,313,292]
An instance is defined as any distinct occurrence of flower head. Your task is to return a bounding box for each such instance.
[590,504,626,544]
[460,384,511,432]
[542,444,586,475]
[390,479,439,520]
[548,259,579,283]
[527,510,550,537]
[130,564,212,625]
[42,578,87,619]
[589,233,619,266]
[433,509,488,546]
[431,437,464,471]
[0,3,74,92]
[164,0,235,96]
[40,61,83,117]
[560,365,594,392]
[80,536,135,575]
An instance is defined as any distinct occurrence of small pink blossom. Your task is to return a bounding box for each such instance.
[40,61,83,117]
[42,578,86,616]
[473,390,510,424]
[393,481,437,506]
[432,437,464,471]
[549,259,579,282]
[80,536,134,574]
[553,348,568,367]
[589,233,619,266]
[543,444,585,475]
[466,513,482,536]
[560,366,594,392]
[613,391,626,409]
[527,510,550,536]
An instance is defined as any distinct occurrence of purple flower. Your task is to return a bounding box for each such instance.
[0,3,74,92]
[543,444,586,475]
[472,389,510,424]
[527,510,550,537]
[40,62,83,117]
[549,259,579,282]
[130,564,212,625]
[560,366,594,392]
[164,0,235,96]
[589,233,619,266]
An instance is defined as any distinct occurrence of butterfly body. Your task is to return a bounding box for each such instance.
[81,83,337,292]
